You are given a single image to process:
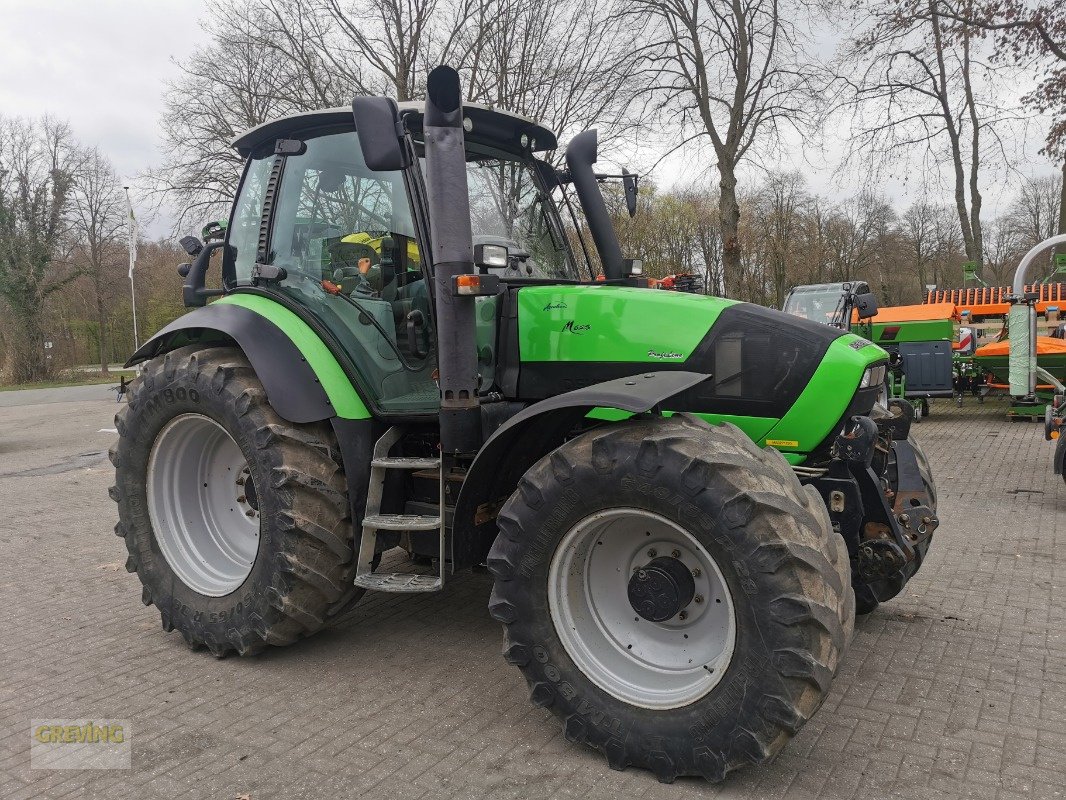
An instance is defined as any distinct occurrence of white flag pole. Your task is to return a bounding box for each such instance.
[124,186,140,350]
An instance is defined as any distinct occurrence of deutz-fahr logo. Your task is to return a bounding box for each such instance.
[648,349,684,360]
[561,321,591,334]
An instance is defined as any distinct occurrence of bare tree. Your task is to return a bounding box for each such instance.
[931,0,1066,258]
[70,148,128,374]
[152,31,298,227]
[903,201,940,292]
[837,0,1022,268]
[0,116,79,382]
[155,0,635,230]
[750,171,809,306]
[1008,172,1063,245]
[622,0,824,295]
[982,215,1023,283]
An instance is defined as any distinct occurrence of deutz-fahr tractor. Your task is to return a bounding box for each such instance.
[111,67,938,783]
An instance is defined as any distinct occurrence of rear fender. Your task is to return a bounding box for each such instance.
[450,371,709,569]
[126,298,369,423]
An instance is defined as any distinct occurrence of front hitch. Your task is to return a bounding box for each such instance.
[813,415,938,604]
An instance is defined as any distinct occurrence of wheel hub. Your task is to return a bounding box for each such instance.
[628,556,695,622]
[548,508,737,709]
[146,414,260,597]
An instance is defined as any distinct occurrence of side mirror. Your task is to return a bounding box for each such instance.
[623,170,639,218]
[854,292,879,320]
[351,96,410,171]
[179,235,203,257]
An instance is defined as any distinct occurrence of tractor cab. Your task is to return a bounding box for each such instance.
[219,103,576,415]
[782,281,877,329]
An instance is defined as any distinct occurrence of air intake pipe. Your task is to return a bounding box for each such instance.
[423,65,482,454]
[565,130,624,280]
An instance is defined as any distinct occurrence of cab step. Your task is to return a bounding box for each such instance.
[361,513,441,531]
[371,456,442,470]
[355,426,446,594]
[354,572,442,592]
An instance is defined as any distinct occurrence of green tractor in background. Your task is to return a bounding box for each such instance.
[782,281,957,420]
[111,67,937,782]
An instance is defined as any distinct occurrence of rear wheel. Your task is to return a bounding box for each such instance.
[110,346,363,656]
[487,416,853,783]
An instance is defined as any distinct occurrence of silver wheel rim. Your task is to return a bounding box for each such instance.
[146,414,260,596]
[548,508,737,710]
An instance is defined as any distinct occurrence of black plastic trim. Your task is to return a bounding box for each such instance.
[125,303,335,423]
[450,371,709,569]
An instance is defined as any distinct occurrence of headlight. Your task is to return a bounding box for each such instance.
[859,364,886,389]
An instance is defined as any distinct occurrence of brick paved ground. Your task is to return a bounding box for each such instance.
[1,390,1064,799]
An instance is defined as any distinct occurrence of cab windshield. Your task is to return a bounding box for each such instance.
[455,143,580,281]
[782,285,850,327]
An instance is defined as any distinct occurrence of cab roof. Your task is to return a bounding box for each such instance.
[231,101,558,158]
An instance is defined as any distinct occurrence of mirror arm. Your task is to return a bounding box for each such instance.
[181,241,228,308]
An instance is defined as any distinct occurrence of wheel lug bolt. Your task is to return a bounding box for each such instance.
[245,510,256,517]
[692,568,701,577]
[237,495,246,503]
[694,595,704,604]
[678,610,688,620]
[636,569,647,580]
[647,548,657,558]
[671,549,681,559]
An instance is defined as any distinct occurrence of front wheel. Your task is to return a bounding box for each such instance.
[486,416,853,783]
[109,346,363,656]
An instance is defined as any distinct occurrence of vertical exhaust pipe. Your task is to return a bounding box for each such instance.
[566,130,624,280]
[424,65,482,454]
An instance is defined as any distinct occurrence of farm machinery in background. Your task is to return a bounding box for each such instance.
[995,235,1066,482]
[782,282,955,420]
[784,250,1066,424]
[926,258,1066,419]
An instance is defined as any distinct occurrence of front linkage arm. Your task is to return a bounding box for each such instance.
[810,406,938,607]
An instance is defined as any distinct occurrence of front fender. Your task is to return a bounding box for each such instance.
[450,371,709,569]
[126,295,370,423]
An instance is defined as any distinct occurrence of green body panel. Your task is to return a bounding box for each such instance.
[517,285,737,362]
[860,318,953,344]
[212,287,879,450]
[216,294,371,419]
[760,334,886,453]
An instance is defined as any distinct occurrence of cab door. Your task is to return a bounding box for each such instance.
[226,127,439,415]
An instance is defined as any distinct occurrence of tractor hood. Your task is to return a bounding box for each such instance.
[510,284,887,451]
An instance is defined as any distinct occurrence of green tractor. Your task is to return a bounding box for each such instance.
[111,67,937,782]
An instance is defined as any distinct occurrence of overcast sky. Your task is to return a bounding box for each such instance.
[0,0,206,235]
[0,0,1059,241]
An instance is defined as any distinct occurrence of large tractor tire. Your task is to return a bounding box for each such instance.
[486,415,853,783]
[109,346,363,656]
[910,433,936,509]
